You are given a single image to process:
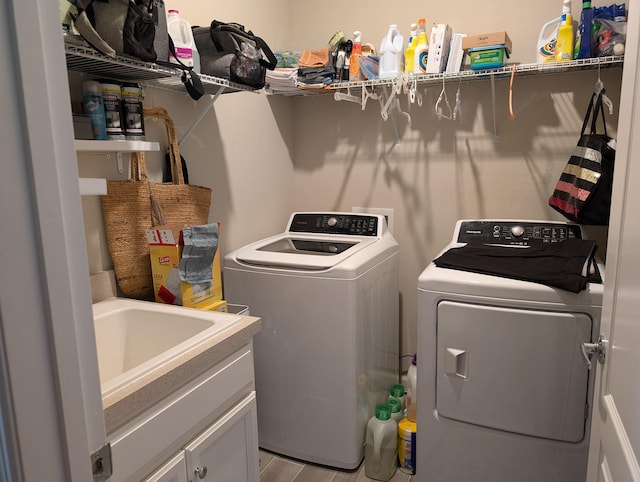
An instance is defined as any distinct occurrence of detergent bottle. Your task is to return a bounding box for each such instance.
[555,11,574,61]
[364,404,397,481]
[413,18,429,74]
[537,0,571,63]
[575,1,594,59]
[379,24,404,79]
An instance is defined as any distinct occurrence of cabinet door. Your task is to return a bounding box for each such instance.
[143,453,187,482]
[184,392,259,482]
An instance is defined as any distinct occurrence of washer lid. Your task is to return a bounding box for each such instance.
[235,234,376,270]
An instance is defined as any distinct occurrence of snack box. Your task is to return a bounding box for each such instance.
[462,31,512,55]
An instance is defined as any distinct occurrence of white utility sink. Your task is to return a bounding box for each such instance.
[93,298,242,396]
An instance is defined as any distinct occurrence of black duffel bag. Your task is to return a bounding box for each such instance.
[193,20,277,89]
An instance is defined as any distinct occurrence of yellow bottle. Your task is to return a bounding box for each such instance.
[405,36,417,75]
[556,13,574,62]
[413,18,429,74]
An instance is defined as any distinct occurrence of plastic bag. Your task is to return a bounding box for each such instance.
[593,18,627,56]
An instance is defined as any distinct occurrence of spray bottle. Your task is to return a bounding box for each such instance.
[404,23,417,75]
[537,0,571,63]
[349,31,362,81]
[556,9,574,61]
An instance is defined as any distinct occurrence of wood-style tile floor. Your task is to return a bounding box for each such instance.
[259,449,416,482]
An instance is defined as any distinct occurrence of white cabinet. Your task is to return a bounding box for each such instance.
[108,343,259,482]
[143,393,259,482]
[143,453,187,482]
[185,393,259,482]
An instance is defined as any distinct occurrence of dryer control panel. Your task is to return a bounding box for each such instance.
[288,213,380,236]
[456,221,582,246]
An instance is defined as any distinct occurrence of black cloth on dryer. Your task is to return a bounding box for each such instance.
[432,238,602,293]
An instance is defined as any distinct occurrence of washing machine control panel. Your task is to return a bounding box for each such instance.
[288,213,380,236]
[456,221,582,246]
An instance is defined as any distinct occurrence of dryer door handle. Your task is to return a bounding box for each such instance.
[445,347,469,379]
[581,335,608,370]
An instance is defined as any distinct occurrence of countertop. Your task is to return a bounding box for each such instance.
[102,313,261,434]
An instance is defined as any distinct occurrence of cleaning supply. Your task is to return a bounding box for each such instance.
[378,24,404,79]
[404,36,417,74]
[575,1,594,59]
[341,39,353,81]
[406,355,417,422]
[398,417,417,475]
[82,80,107,140]
[387,397,403,423]
[408,22,418,45]
[537,0,571,63]
[349,31,362,81]
[556,11,574,61]
[413,18,429,74]
[99,80,125,140]
[388,383,406,412]
[364,404,397,481]
[167,9,200,72]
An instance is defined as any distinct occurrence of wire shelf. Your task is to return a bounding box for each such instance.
[330,56,625,90]
[64,40,258,94]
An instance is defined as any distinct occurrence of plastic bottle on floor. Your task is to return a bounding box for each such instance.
[388,383,406,412]
[398,417,417,475]
[388,397,403,424]
[406,354,417,422]
[365,404,398,481]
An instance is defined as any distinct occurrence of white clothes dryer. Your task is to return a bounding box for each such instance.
[224,213,399,470]
[417,220,604,482]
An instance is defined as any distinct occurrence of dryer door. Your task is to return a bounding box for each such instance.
[436,301,592,442]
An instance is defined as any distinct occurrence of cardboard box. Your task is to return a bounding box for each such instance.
[201,299,229,313]
[146,223,223,309]
[462,31,512,55]
[426,24,453,74]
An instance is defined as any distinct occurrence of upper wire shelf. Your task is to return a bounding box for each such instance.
[330,56,625,90]
[64,39,258,95]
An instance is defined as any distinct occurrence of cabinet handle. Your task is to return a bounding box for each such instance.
[194,466,208,479]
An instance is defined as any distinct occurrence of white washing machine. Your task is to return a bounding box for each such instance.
[223,212,399,469]
[417,220,604,482]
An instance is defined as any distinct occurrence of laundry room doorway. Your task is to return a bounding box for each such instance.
[586,3,640,481]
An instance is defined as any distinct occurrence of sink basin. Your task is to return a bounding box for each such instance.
[93,298,242,396]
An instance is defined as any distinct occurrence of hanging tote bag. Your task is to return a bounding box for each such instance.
[101,107,211,299]
[548,90,616,225]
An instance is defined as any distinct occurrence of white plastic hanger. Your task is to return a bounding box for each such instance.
[595,64,614,115]
[435,76,452,120]
[408,77,423,107]
[334,87,362,105]
[361,86,379,110]
[453,78,462,122]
